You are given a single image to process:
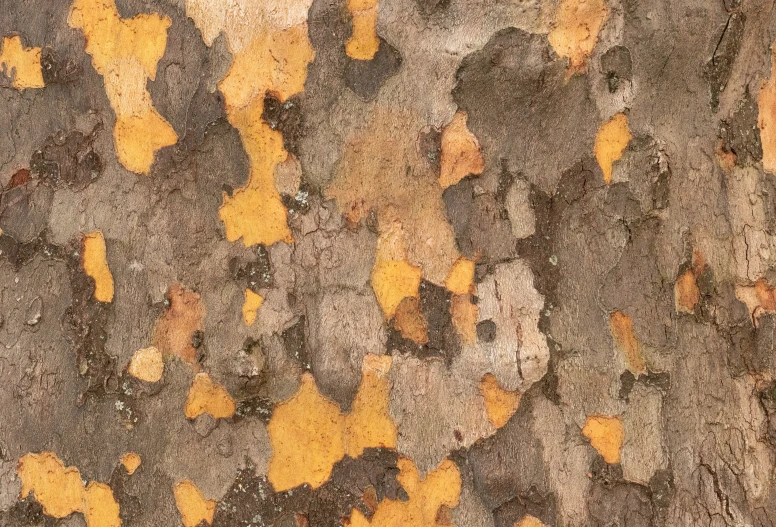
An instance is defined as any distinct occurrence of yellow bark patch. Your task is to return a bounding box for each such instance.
[344,354,397,457]
[242,289,264,326]
[609,311,646,375]
[83,482,121,527]
[0,35,44,90]
[68,0,177,174]
[675,269,700,314]
[444,257,475,296]
[152,284,203,364]
[17,452,121,527]
[450,293,478,344]
[346,0,380,60]
[173,480,215,527]
[479,373,521,429]
[349,458,461,527]
[595,113,632,184]
[267,373,346,491]
[393,296,429,345]
[439,112,484,190]
[268,355,396,491]
[202,18,314,247]
[582,415,624,464]
[82,231,114,303]
[121,452,141,475]
[185,373,236,420]
[127,346,164,383]
[548,0,609,74]
[759,44,776,174]
[18,452,84,518]
[515,515,550,527]
[370,218,423,319]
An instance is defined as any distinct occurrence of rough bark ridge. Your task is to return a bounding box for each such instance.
[2,0,776,526]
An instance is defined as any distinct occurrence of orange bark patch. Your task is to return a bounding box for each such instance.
[393,297,429,345]
[582,415,624,464]
[127,346,163,383]
[349,458,461,527]
[736,277,776,324]
[267,355,396,491]
[174,480,216,527]
[82,231,114,303]
[68,0,177,174]
[185,372,236,420]
[346,0,379,60]
[548,0,609,75]
[609,311,646,375]
[595,113,632,184]
[675,270,700,314]
[17,452,121,527]
[439,112,484,190]
[121,452,141,475]
[480,373,521,428]
[242,288,264,326]
[0,35,44,90]
[371,219,423,319]
[151,284,203,364]
[450,293,478,344]
[759,44,776,174]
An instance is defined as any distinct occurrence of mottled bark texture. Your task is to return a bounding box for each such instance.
[2,0,776,526]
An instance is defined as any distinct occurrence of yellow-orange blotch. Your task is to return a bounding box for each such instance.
[609,311,646,375]
[267,354,396,491]
[0,35,44,90]
[185,373,236,420]
[82,231,114,303]
[675,269,700,314]
[444,257,475,295]
[68,0,177,174]
[18,452,84,518]
[242,289,264,325]
[595,113,632,184]
[174,480,215,527]
[17,452,121,527]
[121,452,141,475]
[480,373,521,429]
[759,43,776,174]
[582,415,624,464]
[515,515,550,527]
[439,111,484,189]
[372,259,423,319]
[450,293,479,344]
[345,0,380,60]
[83,482,121,527]
[548,0,609,74]
[349,458,461,527]
[127,346,163,383]
[393,297,429,345]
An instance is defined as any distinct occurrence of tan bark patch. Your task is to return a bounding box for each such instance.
[0,35,44,90]
[759,44,776,174]
[594,113,632,184]
[439,112,484,190]
[450,293,478,344]
[82,231,114,303]
[127,346,164,383]
[68,0,177,174]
